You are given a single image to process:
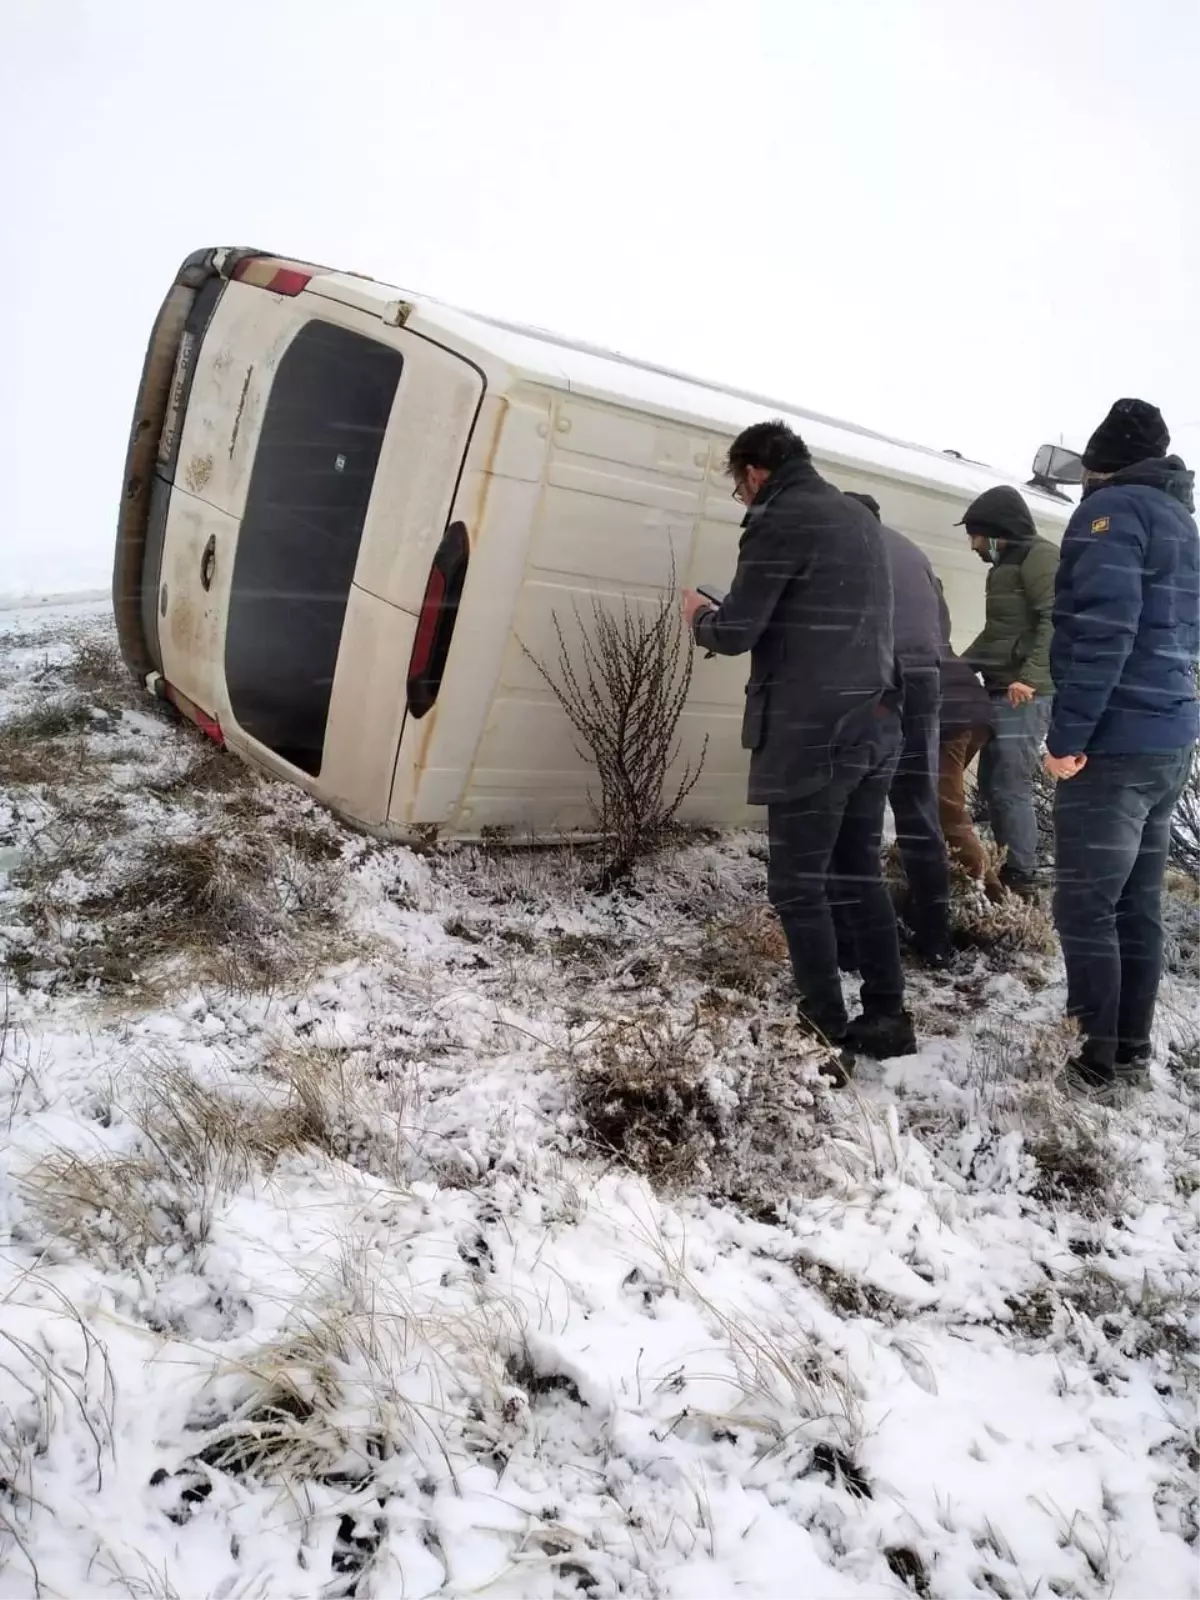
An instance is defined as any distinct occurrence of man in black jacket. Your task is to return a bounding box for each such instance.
[846,493,953,965]
[682,422,915,1060]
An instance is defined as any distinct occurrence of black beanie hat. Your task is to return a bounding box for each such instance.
[845,491,881,520]
[1082,399,1170,474]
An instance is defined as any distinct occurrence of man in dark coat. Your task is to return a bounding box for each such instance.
[846,492,953,965]
[957,485,1059,897]
[1043,399,1199,1100]
[682,421,915,1060]
[935,586,998,893]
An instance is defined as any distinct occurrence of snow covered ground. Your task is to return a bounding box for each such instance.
[0,604,1196,1600]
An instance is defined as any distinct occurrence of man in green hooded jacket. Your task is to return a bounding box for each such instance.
[957,485,1059,897]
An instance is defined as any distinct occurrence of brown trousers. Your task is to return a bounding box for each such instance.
[938,728,991,881]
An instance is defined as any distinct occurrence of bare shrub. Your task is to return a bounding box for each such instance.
[1168,679,1200,876]
[60,638,130,700]
[523,580,706,884]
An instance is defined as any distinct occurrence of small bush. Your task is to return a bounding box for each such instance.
[524,576,706,885]
[948,864,1056,957]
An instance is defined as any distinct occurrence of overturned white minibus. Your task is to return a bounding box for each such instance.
[113,247,1070,838]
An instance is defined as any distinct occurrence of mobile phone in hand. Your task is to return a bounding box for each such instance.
[697,584,727,607]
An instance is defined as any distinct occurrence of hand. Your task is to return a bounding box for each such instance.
[1043,752,1087,780]
[1007,681,1036,707]
[680,589,712,631]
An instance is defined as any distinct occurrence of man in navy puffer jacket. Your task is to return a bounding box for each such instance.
[1044,399,1199,1099]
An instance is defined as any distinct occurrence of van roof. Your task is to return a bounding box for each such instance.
[312,263,1073,524]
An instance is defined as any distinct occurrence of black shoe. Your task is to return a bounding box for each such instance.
[1059,1040,1120,1104]
[843,1009,917,1060]
[913,938,957,972]
[1059,1056,1117,1105]
[817,1048,857,1088]
[1114,1046,1151,1090]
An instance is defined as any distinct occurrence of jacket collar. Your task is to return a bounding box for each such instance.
[1083,454,1195,515]
[742,455,818,525]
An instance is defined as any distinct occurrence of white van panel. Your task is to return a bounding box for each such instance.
[352,342,484,614]
[173,281,302,521]
[155,490,239,720]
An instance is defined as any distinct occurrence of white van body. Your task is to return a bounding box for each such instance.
[113,248,1071,839]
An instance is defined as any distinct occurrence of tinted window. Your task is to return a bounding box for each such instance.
[225,321,403,775]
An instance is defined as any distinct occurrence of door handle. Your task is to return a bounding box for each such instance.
[200,535,216,592]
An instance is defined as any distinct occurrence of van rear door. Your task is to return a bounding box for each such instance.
[160,271,484,814]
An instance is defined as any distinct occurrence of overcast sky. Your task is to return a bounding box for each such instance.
[3,0,1196,596]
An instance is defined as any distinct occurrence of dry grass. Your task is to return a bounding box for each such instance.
[1020,1086,1130,1214]
[0,700,94,787]
[23,1152,210,1264]
[573,1014,729,1184]
[693,908,787,998]
[572,1010,836,1207]
[137,1068,315,1185]
[73,828,343,993]
[263,1043,419,1181]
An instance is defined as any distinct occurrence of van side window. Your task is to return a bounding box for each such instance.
[224,321,403,776]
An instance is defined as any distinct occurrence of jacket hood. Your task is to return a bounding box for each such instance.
[957,485,1037,545]
[1084,454,1195,515]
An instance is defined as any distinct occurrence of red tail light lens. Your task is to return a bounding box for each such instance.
[229,256,314,297]
[409,567,447,682]
[162,680,226,746]
[406,522,469,721]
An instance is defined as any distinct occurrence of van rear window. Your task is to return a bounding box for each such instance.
[224,321,403,776]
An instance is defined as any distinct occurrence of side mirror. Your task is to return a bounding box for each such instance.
[1031,443,1084,485]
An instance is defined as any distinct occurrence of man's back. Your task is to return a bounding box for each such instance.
[879,522,942,670]
[1050,455,1199,755]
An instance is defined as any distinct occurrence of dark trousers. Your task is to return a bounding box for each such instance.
[1053,747,1193,1069]
[767,733,905,1040]
[890,667,951,945]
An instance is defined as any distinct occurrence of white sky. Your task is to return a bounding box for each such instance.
[3,0,1197,596]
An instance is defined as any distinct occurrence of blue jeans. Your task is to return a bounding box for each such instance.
[1053,747,1193,1069]
[977,695,1052,877]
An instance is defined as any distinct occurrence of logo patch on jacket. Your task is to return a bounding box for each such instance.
[1090,516,1110,534]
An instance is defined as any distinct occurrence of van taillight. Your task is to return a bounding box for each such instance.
[229,257,314,296]
[406,522,469,721]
